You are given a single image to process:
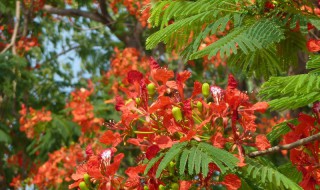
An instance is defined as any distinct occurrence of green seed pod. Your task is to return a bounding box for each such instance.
[171,183,179,190]
[202,83,210,98]
[172,106,183,122]
[83,173,91,186]
[159,185,165,190]
[168,161,175,174]
[147,83,156,96]
[79,181,89,190]
[125,98,133,105]
[144,185,149,190]
[197,101,203,112]
[135,97,141,105]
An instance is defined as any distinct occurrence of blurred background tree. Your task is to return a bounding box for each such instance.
[0,0,230,189]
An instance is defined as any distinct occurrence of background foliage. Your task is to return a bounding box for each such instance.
[1,0,320,189]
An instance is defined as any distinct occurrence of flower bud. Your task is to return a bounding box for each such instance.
[147,83,156,96]
[83,173,91,186]
[169,161,175,174]
[159,185,165,190]
[197,101,203,112]
[79,181,89,190]
[202,83,210,98]
[172,107,183,122]
[135,97,141,105]
[171,183,179,190]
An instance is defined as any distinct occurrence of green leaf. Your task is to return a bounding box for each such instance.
[144,153,165,175]
[155,142,188,178]
[179,149,190,175]
[266,119,298,143]
[0,129,11,143]
[187,146,197,175]
[307,55,320,74]
[278,162,302,184]
[200,152,211,177]
[259,74,320,110]
[198,142,238,173]
[239,159,303,190]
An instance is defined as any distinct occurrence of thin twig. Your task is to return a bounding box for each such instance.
[248,133,320,158]
[40,45,80,64]
[1,1,21,54]
[42,4,110,24]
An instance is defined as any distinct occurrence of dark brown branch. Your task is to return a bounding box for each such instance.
[249,133,320,158]
[98,0,112,22]
[42,5,110,24]
[42,4,140,48]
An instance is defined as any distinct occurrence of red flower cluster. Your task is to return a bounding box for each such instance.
[66,81,104,132]
[103,47,149,96]
[19,104,52,138]
[32,144,86,189]
[110,0,151,27]
[69,131,124,189]
[283,112,320,190]
[23,0,45,12]
[16,37,39,55]
[307,39,320,52]
[101,58,270,188]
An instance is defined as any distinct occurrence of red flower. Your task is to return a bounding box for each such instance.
[265,1,275,10]
[125,165,146,189]
[100,130,122,147]
[221,174,241,190]
[255,135,271,151]
[179,180,192,190]
[146,145,160,160]
[307,39,320,52]
[127,70,143,84]
[154,135,173,149]
[211,132,227,148]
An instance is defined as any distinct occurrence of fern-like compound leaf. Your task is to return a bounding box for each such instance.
[155,142,188,178]
[239,159,303,190]
[259,74,320,110]
[179,149,190,175]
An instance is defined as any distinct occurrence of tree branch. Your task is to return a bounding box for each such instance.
[42,5,111,24]
[249,133,320,158]
[42,4,140,48]
[98,0,112,22]
[1,1,21,54]
[40,45,80,64]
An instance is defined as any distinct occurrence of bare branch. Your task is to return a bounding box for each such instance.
[40,45,80,64]
[1,1,21,54]
[42,5,111,24]
[98,0,112,22]
[249,133,320,158]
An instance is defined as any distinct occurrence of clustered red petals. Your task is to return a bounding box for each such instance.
[110,0,151,27]
[66,82,104,132]
[69,149,125,189]
[307,39,320,52]
[255,135,271,151]
[282,113,320,189]
[32,145,86,189]
[100,130,122,147]
[103,48,149,96]
[19,104,52,138]
[102,60,282,189]
[221,174,242,190]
